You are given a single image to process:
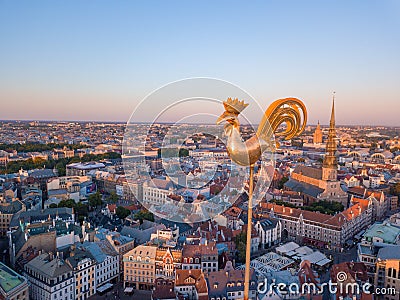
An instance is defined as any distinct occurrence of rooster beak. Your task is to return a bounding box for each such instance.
[216,111,233,124]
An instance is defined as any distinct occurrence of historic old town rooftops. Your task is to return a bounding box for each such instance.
[182,241,217,258]
[259,202,370,228]
[9,207,74,228]
[25,253,73,280]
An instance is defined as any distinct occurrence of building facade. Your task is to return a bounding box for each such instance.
[123,245,157,290]
[182,242,218,273]
[155,247,182,279]
[374,246,400,300]
[66,247,96,300]
[257,199,372,251]
[25,253,74,300]
[255,218,281,249]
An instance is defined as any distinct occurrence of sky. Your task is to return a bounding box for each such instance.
[0,1,399,125]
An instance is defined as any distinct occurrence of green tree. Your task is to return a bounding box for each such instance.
[277,176,289,189]
[134,210,155,222]
[179,148,189,157]
[107,191,119,203]
[88,191,102,208]
[75,202,89,218]
[158,147,189,158]
[234,231,247,263]
[57,199,76,208]
[116,206,131,219]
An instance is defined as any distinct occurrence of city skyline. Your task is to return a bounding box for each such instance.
[1,1,399,125]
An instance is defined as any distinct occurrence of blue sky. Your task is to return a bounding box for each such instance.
[0,1,399,125]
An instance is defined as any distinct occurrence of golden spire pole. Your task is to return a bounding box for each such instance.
[244,164,254,300]
[216,97,307,300]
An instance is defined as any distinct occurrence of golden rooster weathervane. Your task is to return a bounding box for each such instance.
[217,97,307,300]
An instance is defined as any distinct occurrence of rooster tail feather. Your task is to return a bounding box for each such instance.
[256,98,307,144]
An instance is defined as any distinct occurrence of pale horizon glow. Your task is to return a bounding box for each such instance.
[0,1,399,126]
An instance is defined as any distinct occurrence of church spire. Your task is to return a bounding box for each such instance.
[323,92,337,169]
[330,92,335,128]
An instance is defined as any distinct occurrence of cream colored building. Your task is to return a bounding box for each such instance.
[123,245,157,290]
[143,178,174,205]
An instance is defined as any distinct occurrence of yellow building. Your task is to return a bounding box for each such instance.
[66,246,96,300]
[123,245,157,290]
[375,246,400,300]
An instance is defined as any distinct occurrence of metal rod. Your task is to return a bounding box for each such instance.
[244,164,254,300]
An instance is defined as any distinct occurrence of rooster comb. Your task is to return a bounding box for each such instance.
[223,98,249,114]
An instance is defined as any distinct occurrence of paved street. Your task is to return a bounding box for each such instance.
[89,282,151,300]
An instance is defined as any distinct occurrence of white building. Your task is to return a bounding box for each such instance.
[25,253,75,300]
[143,178,173,205]
[150,226,179,242]
[255,218,282,250]
[81,241,119,289]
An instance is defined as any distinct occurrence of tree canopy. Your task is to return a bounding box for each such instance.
[234,231,247,263]
[88,192,102,207]
[116,206,131,219]
[134,210,155,222]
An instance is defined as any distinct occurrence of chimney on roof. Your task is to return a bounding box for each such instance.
[70,245,75,257]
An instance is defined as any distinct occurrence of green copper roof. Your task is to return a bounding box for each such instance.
[0,262,26,293]
[364,222,400,244]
